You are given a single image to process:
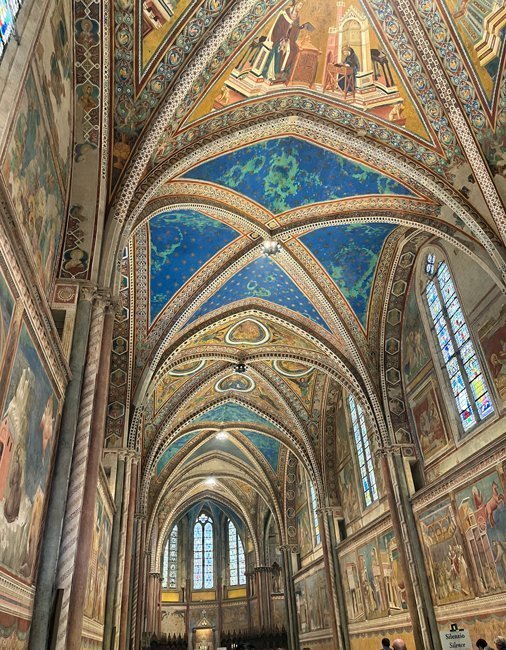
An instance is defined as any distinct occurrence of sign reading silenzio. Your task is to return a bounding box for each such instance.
[440,624,472,650]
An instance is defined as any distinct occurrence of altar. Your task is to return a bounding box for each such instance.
[192,611,216,650]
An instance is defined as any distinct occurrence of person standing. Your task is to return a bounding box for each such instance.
[381,638,392,649]
[476,639,493,649]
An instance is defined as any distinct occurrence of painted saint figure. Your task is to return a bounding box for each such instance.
[262,1,313,82]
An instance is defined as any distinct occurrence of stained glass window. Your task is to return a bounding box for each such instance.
[193,513,213,589]
[309,481,321,545]
[228,521,246,586]
[425,256,493,432]
[0,0,22,60]
[162,525,178,589]
[348,395,378,507]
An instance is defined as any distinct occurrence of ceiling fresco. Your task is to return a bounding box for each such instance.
[141,0,193,68]
[182,137,414,215]
[193,402,279,431]
[148,209,240,322]
[155,430,199,474]
[175,315,322,351]
[240,430,281,471]
[98,0,506,524]
[181,436,253,467]
[299,222,396,326]
[431,0,505,109]
[271,360,317,412]
[153,359,207,413]
[185,0,432,142]
[187,256,331,330]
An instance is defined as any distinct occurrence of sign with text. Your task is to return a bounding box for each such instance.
[440,624,472,650]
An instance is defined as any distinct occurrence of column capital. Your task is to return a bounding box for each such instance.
[103,447,140,461]
[134,511,146,521]
[253,566,273,573]
[380,443,415,457]
[79,284,98,303]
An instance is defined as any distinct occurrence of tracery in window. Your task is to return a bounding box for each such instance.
[348,394,378,507]
[309,480,321,545]
[0,0,22,59]
[193,513,213,589]
[162,525,178,589]
[228,520,246,586]
[425,257,493,432]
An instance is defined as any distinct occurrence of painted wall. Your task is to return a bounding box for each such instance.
[0,311,62,646]
[81,478,113,647]
[0,0,73,297]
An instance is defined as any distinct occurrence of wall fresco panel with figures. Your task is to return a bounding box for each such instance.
[81,476,113,648]
[0,318,61,647]
[415,462,506,632]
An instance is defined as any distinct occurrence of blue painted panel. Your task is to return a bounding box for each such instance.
[188,256,329,330]
[240,430,280,471]
[183,137,412,214]
[156,431,198,475]
[184,437,250,466]
[194,402,275,430]
[300,223,396,327]
[149,209,239,322]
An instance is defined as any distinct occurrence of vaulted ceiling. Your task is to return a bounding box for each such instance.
[94,0,506,536]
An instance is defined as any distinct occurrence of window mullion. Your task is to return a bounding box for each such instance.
[433,275,480,428]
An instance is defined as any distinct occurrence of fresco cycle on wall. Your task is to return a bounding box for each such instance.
[417,467,506,606]
[2,72,65,294]
[295,565,331,633]
[0,322,58,583]
[0,265,15,366]
[83,488,112,625]
[411,382,450,464]
[340,530,407,624]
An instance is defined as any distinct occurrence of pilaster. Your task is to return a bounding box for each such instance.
[381,447,442,650]
[279,545,299,650]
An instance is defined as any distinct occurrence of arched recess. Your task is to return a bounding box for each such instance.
[152,483,271,573]
[379,230,505,451]
[101,114,505,290]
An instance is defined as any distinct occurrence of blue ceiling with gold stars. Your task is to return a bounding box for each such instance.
[188,256,330,329]
[240,430,280,471]
[182,137,413,214]
[149,209,240,322]
[300,223,396,327]
[193,402,277,430]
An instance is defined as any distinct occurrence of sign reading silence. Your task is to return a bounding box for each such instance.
[440,624,472,650]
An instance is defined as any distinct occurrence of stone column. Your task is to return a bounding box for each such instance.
[279,545,299,650]
[29,286,96,650]
[103,452,127,649]
[246,571,254,631]
[119,461,138,650]
[254,566,273,629]
[318,508,347,649]
[133,515,147,649]
[381,451,442,650]
[64,297,115,649]
[321,508,349,650]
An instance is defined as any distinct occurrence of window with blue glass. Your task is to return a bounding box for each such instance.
[0,0,22,59]
[348,394,378,507]
[309,481,321,545]
[162,525,178,589]
[228,521,246,586]
[193,513,213,589]
[425,255,493,433]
